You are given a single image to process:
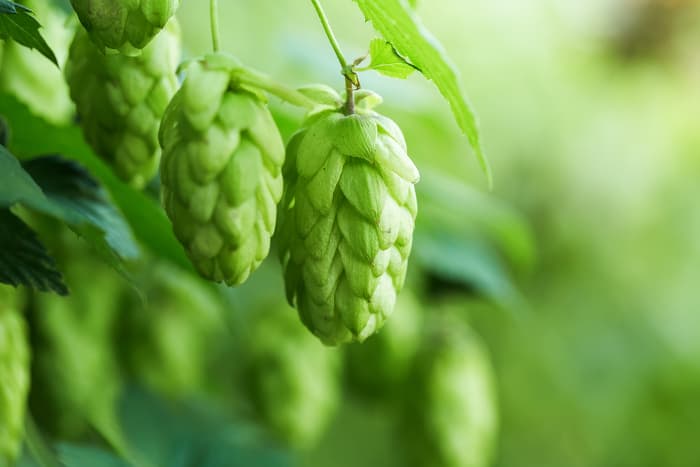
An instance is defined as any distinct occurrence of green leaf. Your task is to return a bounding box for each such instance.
[0,7,58,66]
[0,115,9,146]
[352,0,492,186]
[0,94,191,271]
[57,444,134,467]
[0,208,68,294]
[364,38,418,79]
[0,0,29,14]
[0,145,50,211]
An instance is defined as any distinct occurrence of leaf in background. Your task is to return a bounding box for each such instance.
[0,115,8,146]
[0,208,67,294]
[0,0,28,14]
[0,94,191,271]
[116,386,293,467]
[0,145,51,210]
[22,155,140,261]
[365,38,418,79]
[0,6,58,66]
[57,444,134,467]
[352,0,492,186]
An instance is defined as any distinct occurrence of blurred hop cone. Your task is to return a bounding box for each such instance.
[240,302,340,449]
[399,315,498,467]
[159,53,285,285]
[65,20,180,188]
[0,0,75,125]
[0,286,30,466]
[278,87,419,345]
[69,0,180,55]
[344,289,423,398]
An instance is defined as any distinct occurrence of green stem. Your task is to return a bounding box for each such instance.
[309,0,348,70]
[235,69,316,109]
[210,0,220,52]
[309,0,356,114]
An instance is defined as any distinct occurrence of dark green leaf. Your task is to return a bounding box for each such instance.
[0,0,30,14]
[0,7,58,66]
[364,38,418,79]
[57,444,134,467]
[0,208,67,294]
[0,115,9,146]
[352,0,492,186]
[0,94,191,271]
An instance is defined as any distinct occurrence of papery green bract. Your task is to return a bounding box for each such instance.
[159,54,285,285]
[240,302,340,448]
[69,0,180,55]
[279,90,419,345]
[399,318,498,467]
[0,286,30,466]
[65,21,180,188]
[0,0,74,125]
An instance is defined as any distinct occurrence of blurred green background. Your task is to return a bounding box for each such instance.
[3,0,700,466]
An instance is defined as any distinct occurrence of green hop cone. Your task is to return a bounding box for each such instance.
[278,89,419,345]
[344,289,422,398]
[0,286,30,466]
[0,0,75,125]
[399,316,498,467]
[65,21,180,188]
[240,301,340,448]
[69,0,180,55]
[159,54,285,285]
[117,263,225,398]
[30,261,122,440]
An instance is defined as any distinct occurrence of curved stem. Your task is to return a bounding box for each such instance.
[210,0,220,52]
[235,69,316,110]
[310,0,348,70]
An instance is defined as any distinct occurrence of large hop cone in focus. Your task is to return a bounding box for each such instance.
[65,21,180,188]
[278,89,419,345]
[159,54,285,285]
[240,301,340,448]
[0,0,75,125]
[70,0,180,55]
[399,315,498,467]
[0,286,30,466]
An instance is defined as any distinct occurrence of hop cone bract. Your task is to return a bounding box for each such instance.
[279,90,419,345]
[69,0,180,55]
[0,0,74,125]
[240,301,340,448]
[159,54,285,285]
[0,286,30,465]
[65,21,180,187]
[399,316,498,467]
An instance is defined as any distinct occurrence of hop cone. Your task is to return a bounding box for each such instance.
[65,21,180,188]
[240,301,340,448]
[69,0,180,55]
[159,54,285,285]
[0,0,74,125]
[399,316,498,467]
[0,286,30,466]
[118,264,225,397]
[279,89,419,345]
[344,289,422,398]
[30,262,122,439]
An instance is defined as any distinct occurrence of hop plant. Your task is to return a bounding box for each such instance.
[239,301,340,448]
[30,262,122,440]
[0,286,30,466]
[344,289,422,398]
[117,264,225,398]
[65,21,180,188]
[0,0,74,125]
[159,54,285,285]
[69,0,180,55]
[278,89,419,345]
[399,315,498,467]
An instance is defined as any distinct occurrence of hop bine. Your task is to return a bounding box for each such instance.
[69,0,180,55]
[278,88,419,345]
[65,21,180,188]
[159,53,285,285]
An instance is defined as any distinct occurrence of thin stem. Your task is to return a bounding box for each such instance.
[210,0,220,52]
[235,69,316,110]
[310,0,348,70]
